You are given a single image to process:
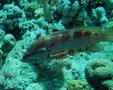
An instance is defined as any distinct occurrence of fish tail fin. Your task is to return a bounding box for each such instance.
[102,28,113,42]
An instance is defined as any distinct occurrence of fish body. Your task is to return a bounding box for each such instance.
[22,25,113,63]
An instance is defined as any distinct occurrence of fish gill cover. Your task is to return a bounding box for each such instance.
[0,0,112,90]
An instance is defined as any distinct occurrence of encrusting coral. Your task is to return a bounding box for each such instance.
[1,34,16,59]
[0,28,41,90]
[66,80,90,90]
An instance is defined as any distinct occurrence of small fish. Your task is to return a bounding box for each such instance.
[22,24,113,63]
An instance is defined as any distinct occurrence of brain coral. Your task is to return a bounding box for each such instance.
[85,59,113,90]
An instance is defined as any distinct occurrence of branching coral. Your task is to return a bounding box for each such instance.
[91,7,108,24]
[37,0,59,22]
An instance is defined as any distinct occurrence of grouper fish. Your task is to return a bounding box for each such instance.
[22,23,113,63]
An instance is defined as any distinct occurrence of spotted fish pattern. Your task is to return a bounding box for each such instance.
[22,24,113,63]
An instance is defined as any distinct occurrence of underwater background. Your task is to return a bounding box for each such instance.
[0,0,113,90]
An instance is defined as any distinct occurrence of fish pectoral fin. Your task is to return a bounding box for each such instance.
[85,43,104,52]
[50,51,67,59]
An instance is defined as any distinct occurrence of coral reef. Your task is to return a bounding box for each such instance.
[0,0,112,90]
[1,35,39,89]
[66,80,90,90]
[85,59,113,90]
[36,60,66,90]
[25,83,43,90]
[91,7,108,24]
